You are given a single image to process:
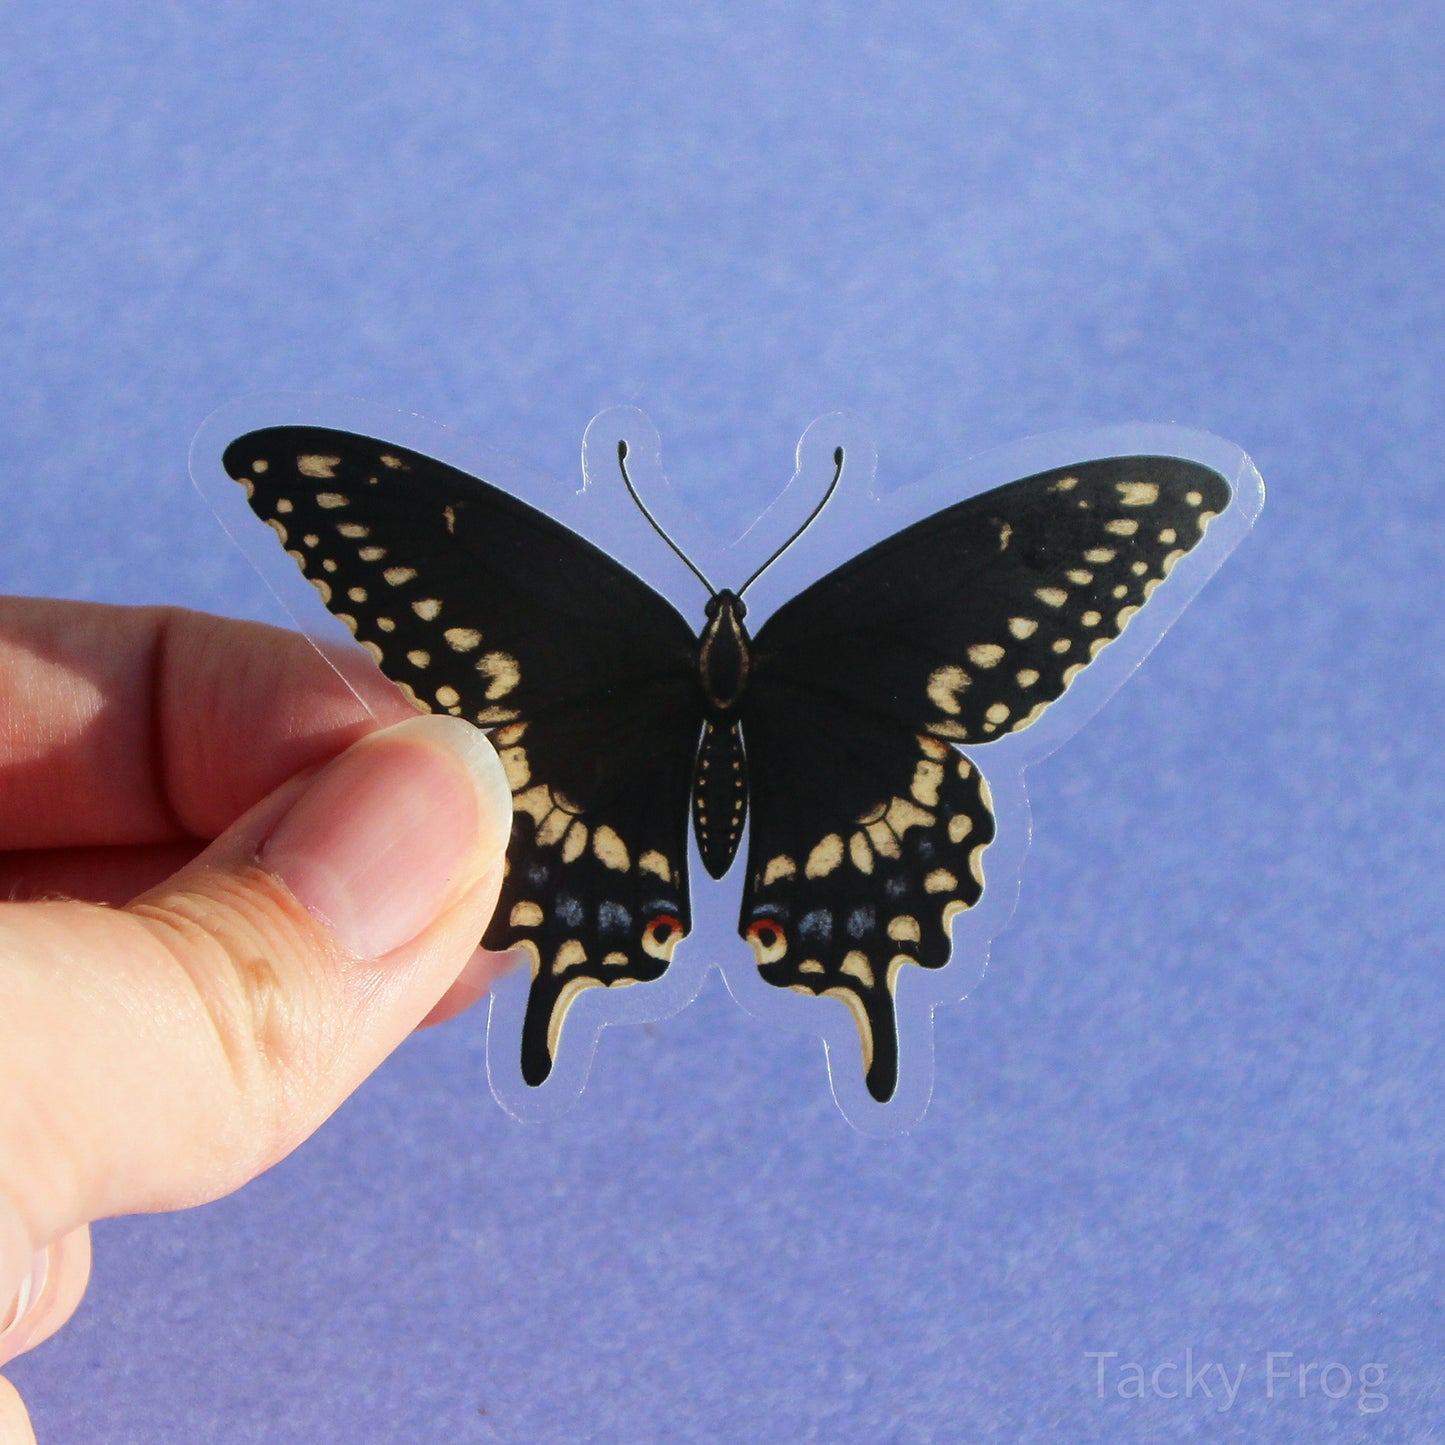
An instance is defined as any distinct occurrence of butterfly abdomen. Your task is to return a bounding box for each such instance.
[691,590,753,878]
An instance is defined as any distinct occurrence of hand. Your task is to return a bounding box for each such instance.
[0,599,513,1443]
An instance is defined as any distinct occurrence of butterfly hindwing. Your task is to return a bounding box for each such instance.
[742,456,1231,1100]
[741,693,996,1102]
[224,427,703,1082]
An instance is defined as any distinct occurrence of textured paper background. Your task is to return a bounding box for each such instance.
[3,3,1440,1439]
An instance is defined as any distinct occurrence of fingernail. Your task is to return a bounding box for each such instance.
[260,715,512,958]
[0,1250,48,1344]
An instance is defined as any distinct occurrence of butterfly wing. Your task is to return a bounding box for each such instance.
[223,426,702,1084]
[743,455,1231,1101]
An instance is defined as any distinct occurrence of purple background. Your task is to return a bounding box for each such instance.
[3,2,1440,1440]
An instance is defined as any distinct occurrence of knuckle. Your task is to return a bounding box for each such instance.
[130,869,337,1166]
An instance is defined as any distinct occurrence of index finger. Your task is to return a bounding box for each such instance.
[0,597,416,851]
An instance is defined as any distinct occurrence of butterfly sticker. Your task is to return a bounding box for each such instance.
[221,416,1248,1118]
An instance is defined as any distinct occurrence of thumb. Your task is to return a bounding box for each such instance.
[0,714,511,1351]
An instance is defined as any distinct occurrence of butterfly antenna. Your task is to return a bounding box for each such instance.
[737,446,845,598]
[616,441,716,597]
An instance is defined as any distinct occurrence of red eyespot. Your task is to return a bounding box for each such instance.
[643,913,684,960]
[745,919,787,963]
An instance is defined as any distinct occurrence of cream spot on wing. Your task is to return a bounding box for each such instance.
[1162,547,1186,574]
[444,627,482,651]
[969,844,987,885]
[1117,481,1159,506]
[347,586,367,603]
[478,651,521,699]
[1052,475,1078,491]
[927,665,970,714]
[428,686,458,713]
[1052,637,1071,654]
[377,616,395,631]
[302,533,319,548]
[640,850,672,881]
[275,497,293,514]
[840,952,875,988]
[1089,636,1111,658]
[1131,560,1148,576]
[265,518,288,545]
[918,735,950,761]
[298,454,340,479]
[757,854,796,887]
[911,759,944,806]
[1158,527,1177,544]
[947,813,973,843]
[443,505,456,533]
[592,825,630,871]
[315,492,347,509]
[512,785,553,824]
[885,797,934,835]
[1008,616,1037,639]
[1035,587,1068,607]
[510,901,543,928]
[925,869,957,894]
[384,566,417,586]
[380,454,405,469]
[1113,584,1128,599]
[1016,668,1039,687]
[553,938,587,974]
[536,808,570,847]
[562,820,588,863]
[1062,662,1085,685]
[887,915,921,942]
[362,640,384,664]
[805,834,844,878]
[359,545,385,561]
[502,745,537,791]
[1067,569,1094,586]
[252,458,269,473]
[968,643,1004,668]
[929,719,970,741]
[985,702,1010,725]
[1081,610,1102,627]
[321,558,338,573]
[412,597,442,620]
[335,613,357,633]
[864,820,902,859]
[1106,518,1139,536]
[1116,604,1140,627]
[407,649,430,668]
[997,521,1013,549]
[308,576,332,604]
[942,900,969,932]
[849,831,874,873]
[337,521,368,538]
[798,959,825,975]
[603,952,629,967]
[1084,547,1115,564]
[1185,489,1203,506]
[493,722,528,746]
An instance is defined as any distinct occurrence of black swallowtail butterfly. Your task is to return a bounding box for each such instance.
[224,426,1230,1103]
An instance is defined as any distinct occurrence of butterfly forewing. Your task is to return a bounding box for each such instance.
[743,455,1231,1100]
[224,427,703,1083]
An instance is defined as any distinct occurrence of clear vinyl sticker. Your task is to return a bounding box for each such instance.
[192,396,1263,1135]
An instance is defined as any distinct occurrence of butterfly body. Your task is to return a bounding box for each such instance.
[693,589,752,878]
[224,424,1234,1108]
